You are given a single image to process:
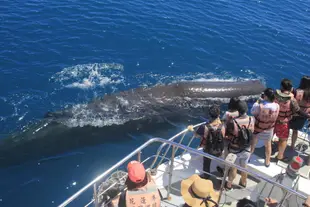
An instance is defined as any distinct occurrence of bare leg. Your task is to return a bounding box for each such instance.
[265,140,271,165]
[277,139,287,160]
[251,135,258,154]
[240,170,248,186]
[227,167,237,188]
[291,130,298,150]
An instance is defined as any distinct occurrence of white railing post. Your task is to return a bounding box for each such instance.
[137,151,141,162]
[167,145,176,200]
[93,183,98,207]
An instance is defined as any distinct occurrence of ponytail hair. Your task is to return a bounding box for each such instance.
[299,76,310,101]
[263,88,275,102]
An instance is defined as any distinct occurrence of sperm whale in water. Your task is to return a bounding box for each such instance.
[0,80,265,167]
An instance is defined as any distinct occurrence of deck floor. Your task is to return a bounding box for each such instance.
[153,130,310,207]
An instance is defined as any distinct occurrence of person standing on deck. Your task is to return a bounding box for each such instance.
[250,88,279,167]
[274,79,310,162]
[195,105,225,179]
[225,100,255,189]
[289,76,310,150]
[222,97,240,123]
[217,97,240,175]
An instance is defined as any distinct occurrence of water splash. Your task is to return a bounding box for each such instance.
[50,63,125,89]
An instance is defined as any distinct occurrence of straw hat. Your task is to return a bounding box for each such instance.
[181,174,219,207]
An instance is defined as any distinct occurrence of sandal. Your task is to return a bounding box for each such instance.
[224,182,233,191]
[239,180,247,188]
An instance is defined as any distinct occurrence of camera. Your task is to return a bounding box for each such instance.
[261,92,265,99]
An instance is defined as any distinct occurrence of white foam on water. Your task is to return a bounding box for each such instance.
[48,64,264,127]
[50,63,125,89]
[62,102,144,127]
[134,69,264,87]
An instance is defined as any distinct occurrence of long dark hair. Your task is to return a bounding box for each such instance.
[228,97,240,111]
[263,88,275,102]
[298,76,310,101]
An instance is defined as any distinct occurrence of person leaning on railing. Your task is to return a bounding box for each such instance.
[116,161,161,207]
[194,105,225,179]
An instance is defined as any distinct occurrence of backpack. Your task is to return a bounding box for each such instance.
[228,117,253,153]
[202,124,224,156]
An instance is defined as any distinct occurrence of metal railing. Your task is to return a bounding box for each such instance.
[58,138,308,207]
[149,122,205,172]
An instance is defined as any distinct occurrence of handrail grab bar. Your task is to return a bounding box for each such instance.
[149,122,205,169]
[58,137,308,207]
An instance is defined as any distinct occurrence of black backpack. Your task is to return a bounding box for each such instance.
[228,117,253,153]
[202,124,224,156]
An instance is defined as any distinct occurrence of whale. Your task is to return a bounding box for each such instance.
[0,80,265,167]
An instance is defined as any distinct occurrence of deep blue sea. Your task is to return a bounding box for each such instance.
[0,0,309,206]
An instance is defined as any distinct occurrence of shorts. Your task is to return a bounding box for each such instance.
[274,123,289,140]
[254,128,274,142]
[235,150,251,167]
[289,116,307,130]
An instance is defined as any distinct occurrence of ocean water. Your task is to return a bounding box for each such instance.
[0,0,309,206]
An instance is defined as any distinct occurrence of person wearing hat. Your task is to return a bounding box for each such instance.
[181,174,219,207]
[195,105,225,179]
[225,100,255,189]
[117,161,161,207]
[274,79,310,162]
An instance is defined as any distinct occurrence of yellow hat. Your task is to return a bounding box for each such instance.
[181,174,219,207]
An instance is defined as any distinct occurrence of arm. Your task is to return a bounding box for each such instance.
[265,198,278,207]
[291,99,310,118]
[296,110,310,119]
[251,102,260,116]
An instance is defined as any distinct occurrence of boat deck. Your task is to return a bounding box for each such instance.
[152,130,310,207]
[58,126,310,207]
